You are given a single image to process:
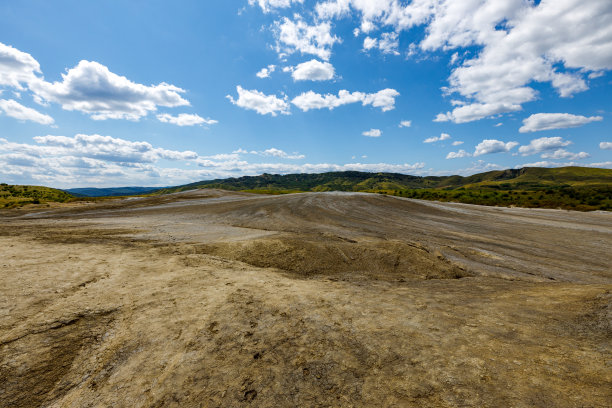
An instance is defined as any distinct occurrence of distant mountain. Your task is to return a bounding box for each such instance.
[154,167,612,194]
[64,187,162,197]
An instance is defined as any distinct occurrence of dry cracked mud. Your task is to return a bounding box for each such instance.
[1,190,611,407]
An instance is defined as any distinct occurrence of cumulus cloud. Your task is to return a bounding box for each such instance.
[0,136,425,187]
[0,99,54,125]
[363,32,400,55]
[29,60,189,120]
[446,149,470,159]
[0,42,41,90]
[256,65,276,78]
[315,0,434,31]
[436,0,612,122]
[227,86,290,116]
[250,147,305,159]
[590,161,612,167]
[273,15,341,60]
[423,133,450,143]
[398,120,411,128]
[519,113,604,133]
[473,139,518,156]
[516,161,579,168]
[292,88,399,112]
[518,136,571,156]
[316,1,612,123]
[434,102,521,123]
[31,134,197,163]
[451,141,464,146]
[362,128,382,137]
[291,59,335,81]
[378,32,400,55]
[363,37,377,51]
[156,113,218,126]
[249,0,304,13]
[600,142,612,150]
[0,135,201,187]
[540,149,590,160]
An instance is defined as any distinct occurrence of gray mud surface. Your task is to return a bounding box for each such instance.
[1,190,611,407]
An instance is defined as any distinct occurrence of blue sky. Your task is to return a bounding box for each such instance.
[0,0,611,188]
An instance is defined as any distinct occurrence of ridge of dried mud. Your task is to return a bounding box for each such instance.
[1,190,611,407]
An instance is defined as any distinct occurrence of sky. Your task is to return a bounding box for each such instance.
[0,0,611,188]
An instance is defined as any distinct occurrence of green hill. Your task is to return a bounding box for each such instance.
[156,167,612,193]
[0,184,74,208]
[154,167,612,211]
[3,167,610,211]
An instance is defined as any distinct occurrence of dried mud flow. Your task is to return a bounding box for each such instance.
[1,190,611,407]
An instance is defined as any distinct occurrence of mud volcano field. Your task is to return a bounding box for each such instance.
[1,190,611,407]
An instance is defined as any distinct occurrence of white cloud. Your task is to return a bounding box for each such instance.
[473,139,518,156]
[540,149,590,160]
[362,128,382,137]
[292,88,399,112]
[591,161,612,167]
[437,0,612,123]
[363,37,377,51]
[454,160,503,175]
[434,102,521,123]
[291,59,335,81]
[0,99,54,125]
[0,136,426,187]
[315,1,611,123]
[451,141,464,146]
[519,113,604,133]
[273,15,341,60]
[516,161,580,169]
[31,134,197,163]
[249,0,304,13]
[256,65,276,79]
[0,135,201,187]
[315,0,433,32]
[250,147,305,159]
[266,1,612,123]
[156,113,218,126]
[600,142,612,150]
[202,153,241,161]
[363,32,400,55]
[518,136,571,156]
[227,85,290,116]
[28,60,189,120]
[0,42,41,90]
[399,120,411,128]
[446,149,471,159]
[377,32,400,55]
[423,133,451,143]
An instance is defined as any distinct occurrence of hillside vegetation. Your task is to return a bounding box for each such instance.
[0,184,74,208]
[3,167,610,211]
[154,167,612,211]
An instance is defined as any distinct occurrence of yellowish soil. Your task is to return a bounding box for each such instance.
[1,190,610,407]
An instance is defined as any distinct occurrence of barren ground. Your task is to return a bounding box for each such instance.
[1,190,611,407]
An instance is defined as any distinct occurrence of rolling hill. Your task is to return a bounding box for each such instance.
[155,166,612,193]
[0,184,74,208]
[3,166,611,211]
[153,167,612,211]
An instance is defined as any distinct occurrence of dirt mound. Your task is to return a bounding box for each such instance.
[197,234,469,281]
